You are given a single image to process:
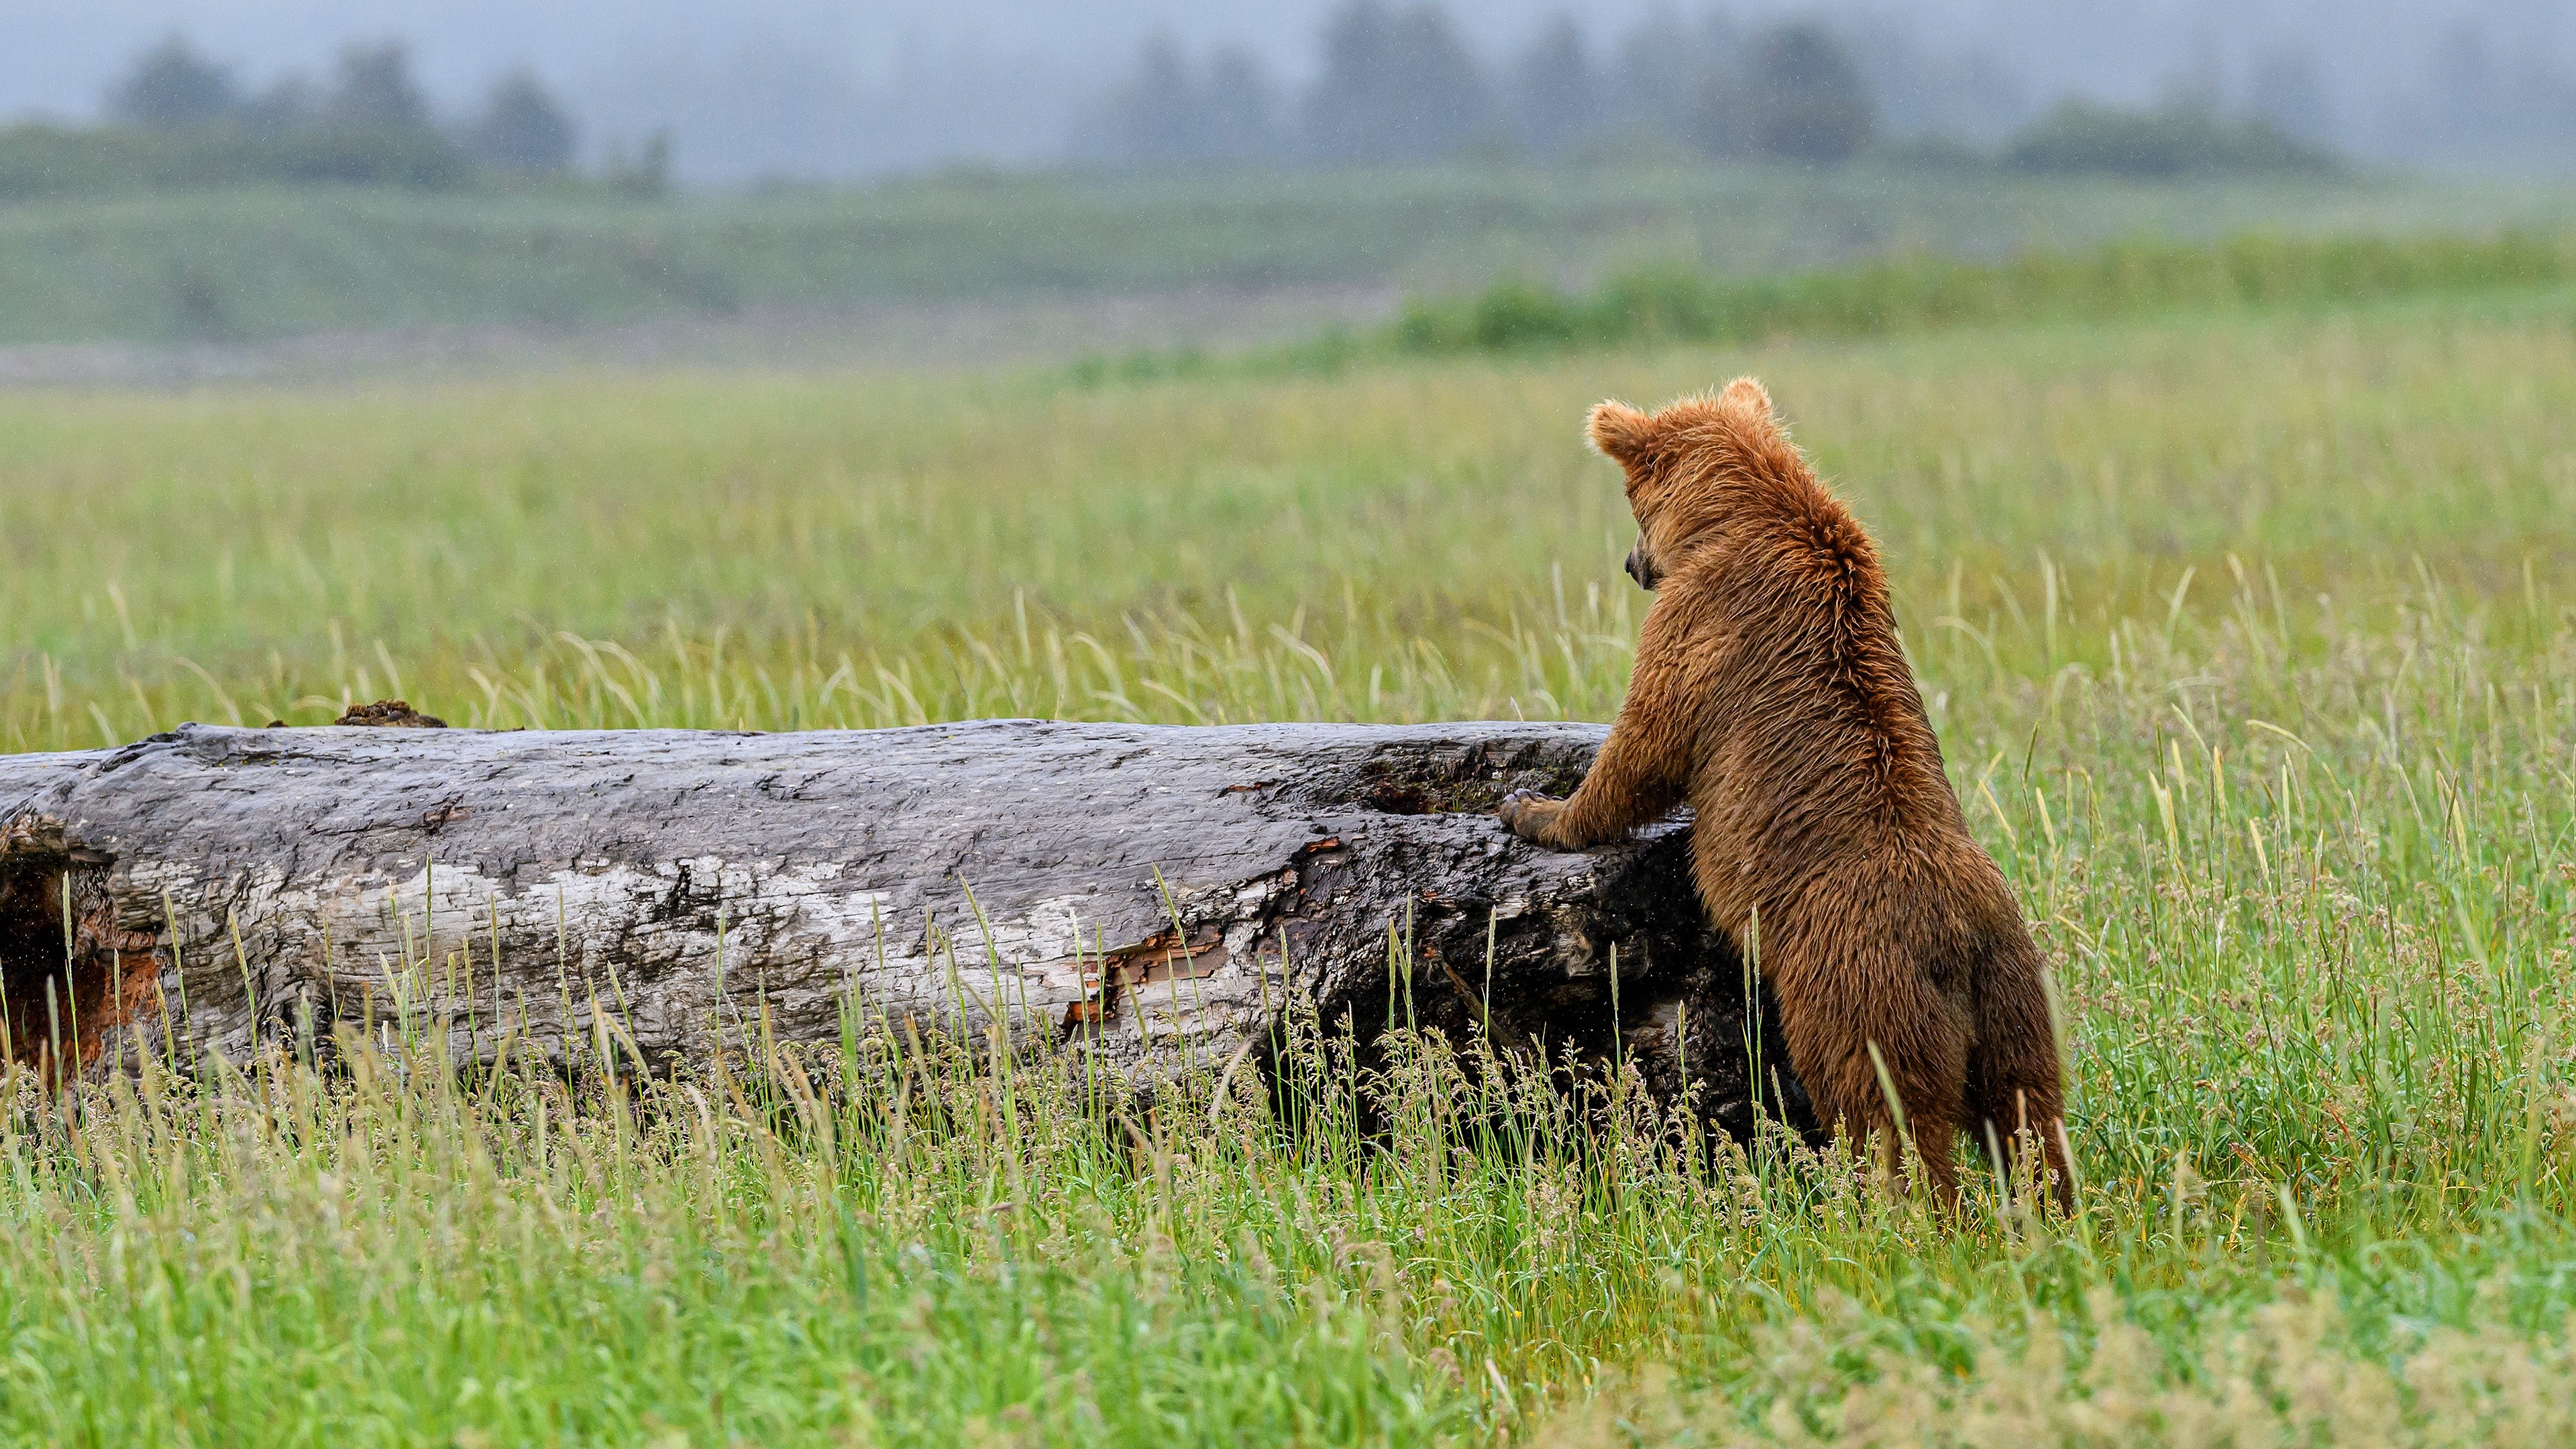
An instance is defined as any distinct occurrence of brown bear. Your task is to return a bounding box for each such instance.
[1499,378,2070,1210]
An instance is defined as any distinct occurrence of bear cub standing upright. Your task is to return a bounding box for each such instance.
[1500,378,2070,1208]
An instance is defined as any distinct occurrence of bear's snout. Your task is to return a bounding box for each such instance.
[1624,542,1662,591]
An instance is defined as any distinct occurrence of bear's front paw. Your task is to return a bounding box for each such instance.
[1497,788,1570,848]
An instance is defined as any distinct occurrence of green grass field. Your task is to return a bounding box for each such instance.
[13,164,2576,345]
[4,280,2576,1444]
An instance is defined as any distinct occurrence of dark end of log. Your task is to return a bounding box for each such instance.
[0,814,161,1084]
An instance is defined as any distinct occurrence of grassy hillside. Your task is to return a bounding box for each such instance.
[1082,229,2576,382]
[10,163,2576,345]
[1389,231,2576,353]
[6,287,2576,1440]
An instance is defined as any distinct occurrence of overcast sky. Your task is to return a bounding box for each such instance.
[9,1,2573,178]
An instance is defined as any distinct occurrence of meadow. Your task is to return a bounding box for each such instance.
[3,281,2576,1443]
[13,162,2576,345]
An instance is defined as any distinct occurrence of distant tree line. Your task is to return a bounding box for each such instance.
[112,35,577,178]
[9,12,2359,199]
[1079,1,2337,177]
[0,34,662,198]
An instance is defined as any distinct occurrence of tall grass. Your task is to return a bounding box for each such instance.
[5,294,2576,1441]
[8,300,2575,748]
[1,561,2573,1444]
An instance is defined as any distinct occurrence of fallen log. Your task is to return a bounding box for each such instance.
[0,720,1810,1133]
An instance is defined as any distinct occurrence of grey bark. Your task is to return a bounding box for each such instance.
[0,721,1807,1133]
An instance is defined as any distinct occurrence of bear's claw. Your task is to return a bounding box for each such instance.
[1496,788,1565,842]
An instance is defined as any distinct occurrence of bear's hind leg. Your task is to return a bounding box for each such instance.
[1783,998,1968,1208]
[1968,953,2074,1214]
[1885,1047,1964,1208]
[1968,1067,2071,1214]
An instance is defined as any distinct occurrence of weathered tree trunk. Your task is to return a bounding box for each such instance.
[0,721,1809,1132]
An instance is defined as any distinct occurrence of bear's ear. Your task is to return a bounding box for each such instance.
[1587,400,1659,469]
[1718,376,1773,421]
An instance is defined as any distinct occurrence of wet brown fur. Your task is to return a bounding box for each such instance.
[1499,378,2071,1208]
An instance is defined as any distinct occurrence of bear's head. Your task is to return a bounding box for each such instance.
[1587,377,1782,591]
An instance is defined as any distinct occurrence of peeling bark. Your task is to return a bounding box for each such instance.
[0,722,1811,1134]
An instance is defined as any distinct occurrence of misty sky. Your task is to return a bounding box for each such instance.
[9,1,2575,179]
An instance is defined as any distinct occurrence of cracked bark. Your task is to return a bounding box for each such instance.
[0,722,1811,1135]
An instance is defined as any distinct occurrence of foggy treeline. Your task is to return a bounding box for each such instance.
[1074,1,2575,172]
[78,34,660,191]
[20,0,2576,183]
[114,36,577,174]
[566,0,2575,180]
[1082,9,1885,168]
